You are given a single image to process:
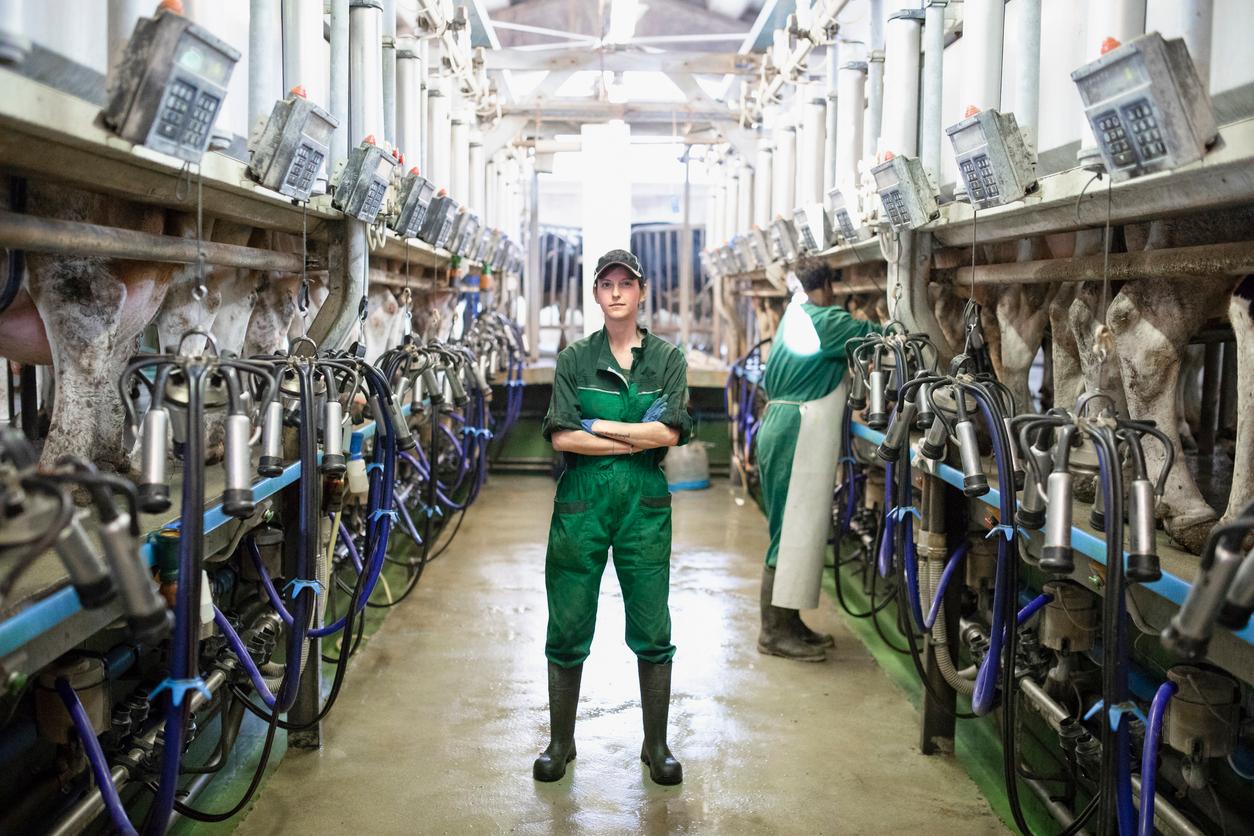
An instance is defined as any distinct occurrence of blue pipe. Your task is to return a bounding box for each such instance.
[56,677,137,836]
[970,388,1014,717]
[1139,681,1177,836]
[1016,592,1054,626]
[213,607,277,707]
[904,540,971,632]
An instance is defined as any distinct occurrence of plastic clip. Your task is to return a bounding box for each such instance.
[149,676,211,707]
[889,505,921,523]
[423,505,445,519]
[985,523,1028,542]
[283,578,324,598]
[1084,699,1148,731]
[365,462,384,474]
[370,507,399,523]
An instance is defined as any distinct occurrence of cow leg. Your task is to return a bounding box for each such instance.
[1107,276,1232,553]
[247,273,302,357]
[1049,283,1082,411]
[1223,277,1254,522]
[1176,344,1204,452]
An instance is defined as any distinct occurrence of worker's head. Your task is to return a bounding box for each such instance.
[592,249,646,324]
[796,261,839,306]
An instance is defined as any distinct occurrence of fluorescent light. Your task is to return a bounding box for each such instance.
[607,0,643,44]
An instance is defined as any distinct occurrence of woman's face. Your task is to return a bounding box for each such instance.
[593,266,644,324]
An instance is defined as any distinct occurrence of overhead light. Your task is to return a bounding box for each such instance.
[607,0,643,44]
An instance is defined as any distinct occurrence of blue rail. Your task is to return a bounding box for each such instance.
[849,420,1254,647]
[0,410,402,660]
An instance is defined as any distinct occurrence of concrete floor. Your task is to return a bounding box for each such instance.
[234,475,1005,835]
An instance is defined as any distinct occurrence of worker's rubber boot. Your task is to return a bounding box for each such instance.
[534,661,582,782]
[790,612,835,648]
[757,565,826,662]
[638,659,683,785]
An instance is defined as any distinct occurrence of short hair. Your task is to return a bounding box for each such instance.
[797,262,840,293]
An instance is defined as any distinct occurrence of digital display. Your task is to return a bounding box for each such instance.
[950,123,986,156]
[1077,51,1149,105]
[176,33,232,84]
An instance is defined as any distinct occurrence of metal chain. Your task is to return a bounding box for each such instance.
[1094,179,1115,401]
[298,199,311,337]
[192,165,207,303]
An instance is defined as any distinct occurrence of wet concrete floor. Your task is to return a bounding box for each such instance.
[235,475,1005,835]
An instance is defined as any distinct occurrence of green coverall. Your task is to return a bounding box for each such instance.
[541,327,693,668]
[756,302,879,568]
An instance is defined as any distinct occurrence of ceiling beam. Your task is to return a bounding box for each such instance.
[500,100,736,124]
[483,48,761,75]
[740,0,795,53]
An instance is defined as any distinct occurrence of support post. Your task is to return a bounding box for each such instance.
[680,150,693,349]
[526,164,541,362]
[918,472,957,755]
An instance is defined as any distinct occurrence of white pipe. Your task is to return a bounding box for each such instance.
[772,125,797,220]
[711,180,726,245]
[1181,0,1214,95]
[427,74,451,190]
[249,0,283,137]
[824,42,840,195]
[526,163,540,361]
[396,37,423,163]
[835,62,866,198]
[349,0,384,145]
[920,1,946,186]
[723,168,737,242]
[484,156,497,227]
[864,0,885,162]
[107,0,146,80]
[469,132,485,214]
[1014,0,1042,157]
[880,9,922,158]
[737,158,755,233]
[753,139,773,228]
[418,37,430,177]
[0,0,27,64]
[680,151,693,348]
[450,108,469,200]
[963,0,1004,113]
[329,0,350,172]
[802,92,827,205]
[282,0,328,111]
[382,0,397,146]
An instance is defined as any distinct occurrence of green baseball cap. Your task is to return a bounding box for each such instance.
[594,248,644,282]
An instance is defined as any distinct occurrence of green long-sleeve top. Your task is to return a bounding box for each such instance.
[762,301,881,402]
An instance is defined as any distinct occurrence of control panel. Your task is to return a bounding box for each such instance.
[100,5,240,162]
[826,187,868,244]
[391,167,435,238]
[1071,32,1218,181]
[247,86,338,201]
[417,190,457,249]
[945,108,1037,209]
[331,137,396,223]
[871,154,938,231]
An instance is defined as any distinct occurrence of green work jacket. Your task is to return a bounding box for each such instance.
[763,302,880,402]
[542,327,693,468]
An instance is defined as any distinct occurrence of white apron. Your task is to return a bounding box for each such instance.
[772,381,848,610]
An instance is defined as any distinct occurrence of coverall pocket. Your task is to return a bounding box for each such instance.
[554,500,588,514]
[638,494,672,509]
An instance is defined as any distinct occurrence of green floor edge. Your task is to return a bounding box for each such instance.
[822,550,1056,836]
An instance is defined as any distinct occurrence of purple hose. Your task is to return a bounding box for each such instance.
[1016,592,1054,626]
[877,459,895,577]
[905,540,971,632]
[248,540,293,627]
[56,677,138,836]
[1139,681,1178,836]
[213,607,277,707]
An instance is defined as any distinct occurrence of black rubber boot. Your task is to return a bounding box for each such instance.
[757,565,826,662]
[790,611,835,648]
[533,662,582,782]
[638,659,683,785]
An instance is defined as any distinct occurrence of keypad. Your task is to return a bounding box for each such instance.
[836,210,856,241]
[358,178,387,220]
[437,215,454,248]
[157,79,196,141]
[881,188,908,228]
[1094,109,1136,168]
[182,91,219,148]
[1122,98,1166,162]
[959,153,1001,206]
[284,143,325,195]
[407,205,429,237]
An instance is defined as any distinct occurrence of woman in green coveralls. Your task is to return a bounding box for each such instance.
[756,263,880,662]
[534,249,693,786]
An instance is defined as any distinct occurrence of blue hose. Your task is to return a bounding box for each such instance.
[1016,592,1054,626]
[904,540,971,632]
[55,677,137,836]
[213,607,277,707]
